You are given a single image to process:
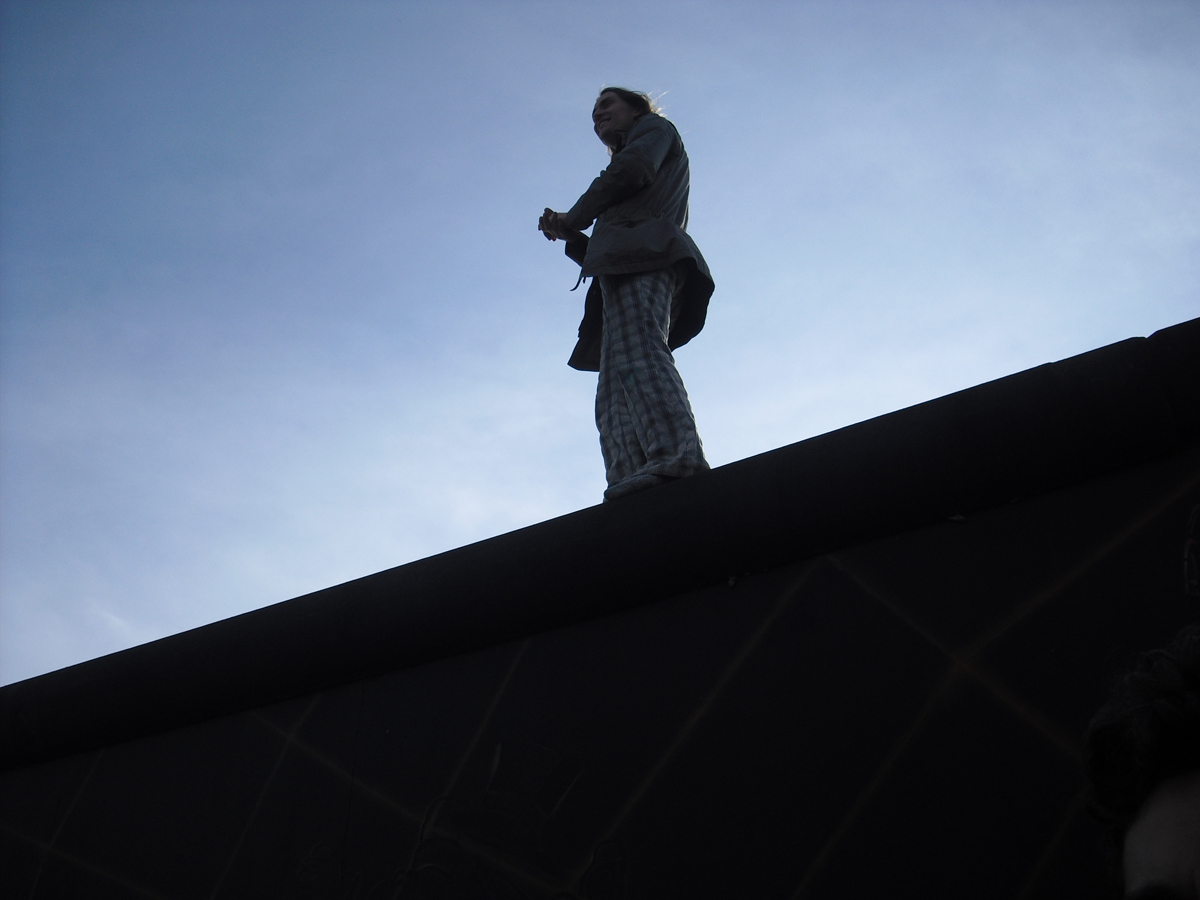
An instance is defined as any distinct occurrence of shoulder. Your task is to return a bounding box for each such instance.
[627,113,679,143]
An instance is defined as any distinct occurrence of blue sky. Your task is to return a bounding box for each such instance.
[1,0,1197,685]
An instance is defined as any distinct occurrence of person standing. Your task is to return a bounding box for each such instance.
[539,88,714,501]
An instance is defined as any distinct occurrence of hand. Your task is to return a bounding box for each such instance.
[538,208,585,243]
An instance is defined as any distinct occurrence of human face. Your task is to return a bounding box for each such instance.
[592,92,641,149]
[1123,769,1200,899]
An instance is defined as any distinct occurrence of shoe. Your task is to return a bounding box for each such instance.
[602,473,678,502]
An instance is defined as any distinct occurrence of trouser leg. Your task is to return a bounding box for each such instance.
[595,265,708,499]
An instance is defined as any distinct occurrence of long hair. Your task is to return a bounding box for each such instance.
[598,86,660,118]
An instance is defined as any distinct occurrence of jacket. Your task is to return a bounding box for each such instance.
[561,113,714,372]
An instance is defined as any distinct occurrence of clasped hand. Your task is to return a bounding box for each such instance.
[538,208,585,243]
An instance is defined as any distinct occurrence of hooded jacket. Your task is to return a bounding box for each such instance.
[561,113,714,372]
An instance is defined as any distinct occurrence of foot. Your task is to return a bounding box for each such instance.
[603,473,679,502]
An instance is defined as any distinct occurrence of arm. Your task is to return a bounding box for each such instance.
[561,117,676,231]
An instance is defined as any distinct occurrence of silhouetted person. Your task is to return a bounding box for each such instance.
[1085,623,1200,898]
[539,88,714,501]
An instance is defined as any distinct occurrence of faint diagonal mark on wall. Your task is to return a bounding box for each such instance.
[2,820,171,900]
[829,554,950,658]
[790,665,960,898]
[1012,782,1088,900]
[208,695,319,900]
[568,561,820,885]
[242,715,565,898]
[254,716,424,825]
[25,749,103,900]
[337,684,366,880]
[423,823,567,897]
[970,667,1082,763]
[965,463,1200,659]
[832,556,1082,761]
[443,638,531,800]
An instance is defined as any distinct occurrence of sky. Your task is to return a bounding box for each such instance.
[1,0,1197,685]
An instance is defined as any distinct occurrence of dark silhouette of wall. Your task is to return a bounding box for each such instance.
[2,318,1198,899]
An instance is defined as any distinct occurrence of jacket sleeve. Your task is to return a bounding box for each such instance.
[562,117,676,231]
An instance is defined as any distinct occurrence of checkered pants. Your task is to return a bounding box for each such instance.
[596,265,709,497]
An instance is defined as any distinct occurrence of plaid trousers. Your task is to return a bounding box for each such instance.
[596,265,709,498]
